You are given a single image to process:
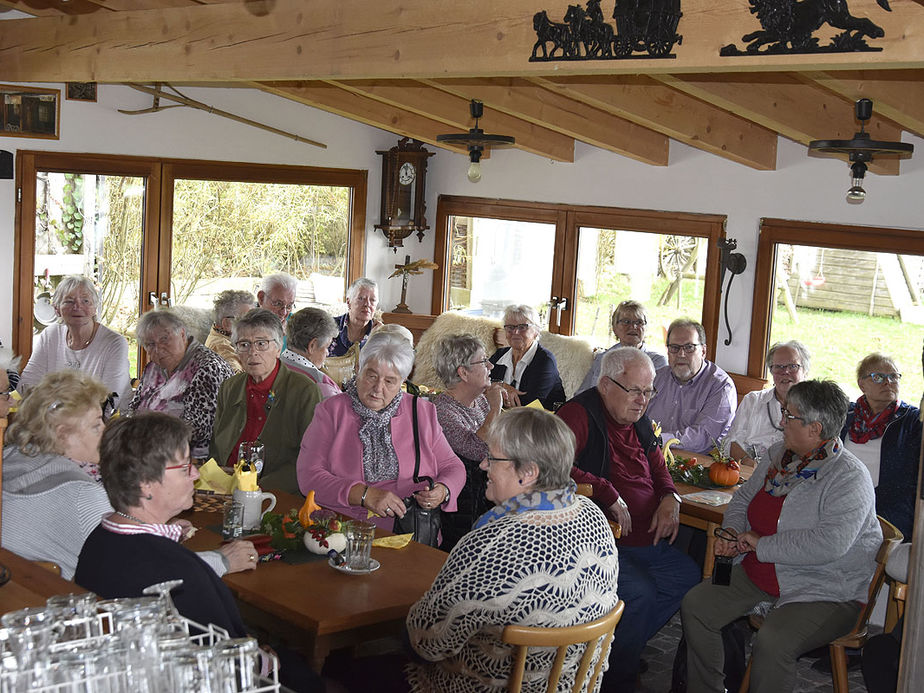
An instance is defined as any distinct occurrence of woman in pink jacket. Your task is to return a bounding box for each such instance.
[297,331,464,530]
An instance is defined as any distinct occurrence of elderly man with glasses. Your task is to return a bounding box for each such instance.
[558,347,700,693]
[577,300,668,395]
[645,318,737,454]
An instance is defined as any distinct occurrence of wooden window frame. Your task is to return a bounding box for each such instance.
[746,217,924,378]
[13,150,367,363]
[432,195,726,360]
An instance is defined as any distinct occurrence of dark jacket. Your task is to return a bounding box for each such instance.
[841,400,921,540]
[489,343,566,409]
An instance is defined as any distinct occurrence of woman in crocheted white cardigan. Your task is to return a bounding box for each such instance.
[406,408,620,693]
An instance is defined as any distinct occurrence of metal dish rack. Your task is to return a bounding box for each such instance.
[0,611,280,693]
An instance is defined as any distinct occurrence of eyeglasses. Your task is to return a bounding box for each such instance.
[234,339,278,353]
[780,407,806,424]
[465,358,491,368]
[864,372,902,384]
[165,460,195,477]
[504,323,531,333]
[269,299,295,312]
[617,319,646,328]
[769,363,802,374]
[667,343,702,355]
[606,376,657,400]
[484,455,515,466]
[142,334,178,352]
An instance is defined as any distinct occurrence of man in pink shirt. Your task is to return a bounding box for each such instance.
[558,347,699,692]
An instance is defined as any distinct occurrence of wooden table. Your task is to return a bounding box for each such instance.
[673,449,753,579]
[0,548,81,615]
[183,492,447,670]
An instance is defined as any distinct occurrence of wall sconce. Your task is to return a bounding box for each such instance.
[717,238,747,346]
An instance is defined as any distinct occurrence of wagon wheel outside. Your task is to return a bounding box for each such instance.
[659,235,698,279]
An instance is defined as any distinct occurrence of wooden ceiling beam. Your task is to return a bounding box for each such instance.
[255,81,476,157]
[654,72,902,175]
[533,75,777,170]
[328,79,574,162]
[799,70,924,139]
[423,77,669,166]
[1,0,922,83]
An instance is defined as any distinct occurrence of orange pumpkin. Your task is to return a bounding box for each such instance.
[709,461,740,487]
[298,490,322,528]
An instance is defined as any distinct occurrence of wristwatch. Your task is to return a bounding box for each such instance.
[664,491,682,505]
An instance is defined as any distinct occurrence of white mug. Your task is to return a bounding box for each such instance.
[232,489,277,531]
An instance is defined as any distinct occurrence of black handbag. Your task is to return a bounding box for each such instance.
[393,395,443,547]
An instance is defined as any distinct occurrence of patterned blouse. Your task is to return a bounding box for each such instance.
[128,340,233,458]
[432,392,490,462]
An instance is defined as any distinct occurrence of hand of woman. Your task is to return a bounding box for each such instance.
[362,485,407,519]
[608,497,633,536]
[169,518,196,541]
[714,528,740,557]
[219,540,259,572]
[414,483,449,510]
[484,383,504,412]
[736,530,761,554]
[500,383,526,408]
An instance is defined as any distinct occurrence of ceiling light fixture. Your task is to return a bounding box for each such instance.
[437,100,515,184]
[808,98,913,204]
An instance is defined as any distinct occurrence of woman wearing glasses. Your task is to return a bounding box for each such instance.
[682,380,881,693]
[840,353,920,539]
[432,333,504,549]
[128,309,233,459]
[489,304,565,409]
[211,309,321,494]
[724,341,811,466]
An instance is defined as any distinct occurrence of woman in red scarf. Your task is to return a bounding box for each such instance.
[841,353,920,539]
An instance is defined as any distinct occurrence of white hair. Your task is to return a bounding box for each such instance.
[598,347,655,386]
[260,272,297,295]
[358,331,415,381]
[347,277,378,302]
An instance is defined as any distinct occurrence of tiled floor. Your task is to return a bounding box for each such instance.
[638,611,869,692]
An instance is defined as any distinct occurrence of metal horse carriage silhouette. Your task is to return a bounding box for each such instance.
[531,0,682,60]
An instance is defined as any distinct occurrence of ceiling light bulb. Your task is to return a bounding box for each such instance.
[846,184,866,204]
[467,160,482,183]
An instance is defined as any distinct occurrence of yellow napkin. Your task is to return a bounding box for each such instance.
[525,398,547,410]
[8,389,21,414]
[194,459,235,494]
[233,461,260,492]
[372,533,414,549]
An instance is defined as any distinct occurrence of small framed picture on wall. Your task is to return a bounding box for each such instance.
[0,84,60,140]
[66,82,98,103]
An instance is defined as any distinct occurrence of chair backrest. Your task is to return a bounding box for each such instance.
[846,516,904,637]
[502,600,625,693]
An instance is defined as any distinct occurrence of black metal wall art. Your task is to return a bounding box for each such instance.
[530,0,683,61]
[720,0,892,56]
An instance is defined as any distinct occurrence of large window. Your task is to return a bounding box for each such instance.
[433,196,725,358]
[749,219,924,399]
[14,152,367,372]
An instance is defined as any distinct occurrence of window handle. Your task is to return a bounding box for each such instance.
[160,292,173,307]
[550,296,568,328]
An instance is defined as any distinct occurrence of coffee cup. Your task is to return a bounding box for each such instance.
[232,489,277,531]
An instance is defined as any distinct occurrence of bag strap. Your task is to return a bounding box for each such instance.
[411,394,434,490]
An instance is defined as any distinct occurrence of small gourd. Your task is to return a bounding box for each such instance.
[709,460,741,487]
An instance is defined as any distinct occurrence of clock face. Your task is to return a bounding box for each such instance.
[398,162,416,186]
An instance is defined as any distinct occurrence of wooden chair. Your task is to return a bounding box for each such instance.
[502,600,625,693]
[739,516,903,693]
[33,560,62,577]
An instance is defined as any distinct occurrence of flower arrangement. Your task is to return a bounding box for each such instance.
[259,490,348,553]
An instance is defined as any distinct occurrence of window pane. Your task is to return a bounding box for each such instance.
[33,171,142,377]
[769,244,924,400]
[447,216,555,322]
[171,180,351,312]
[574,228,707,350]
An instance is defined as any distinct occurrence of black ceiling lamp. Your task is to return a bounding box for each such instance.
[808,98,913,205]
[437,100,515,183]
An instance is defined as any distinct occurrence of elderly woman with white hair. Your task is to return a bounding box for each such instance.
[329,277,384,357]
[205,289,255,373]
[280,307,341,399]
[19,275,130,405]
[489,304,565,409]
[297,331,464,530]
[127,309,233,458]
[432,333,504,549]
[212,309,321,494]
[724,340,811,466]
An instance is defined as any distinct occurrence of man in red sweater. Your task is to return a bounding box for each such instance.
[558,347,700,692]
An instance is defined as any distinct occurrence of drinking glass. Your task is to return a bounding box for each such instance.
[222,500,245,540]
[46,592,101,641]
[238,441,265,475]
[345,520,376,571]
[210,637,260,692]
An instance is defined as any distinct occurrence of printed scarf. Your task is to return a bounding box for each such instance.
[764,438,839,497]
[848,395,898,444]
[474,482,577,529]
[346,380,403,482]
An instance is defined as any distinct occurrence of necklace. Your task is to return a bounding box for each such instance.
[114,510,149,525]
[213,324,232,337]
[66,322,99,350]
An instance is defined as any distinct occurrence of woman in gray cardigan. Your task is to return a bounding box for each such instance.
[681,380,882,693]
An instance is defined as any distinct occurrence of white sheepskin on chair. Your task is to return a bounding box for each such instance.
[538,331,595,401]
[413,312,502,389]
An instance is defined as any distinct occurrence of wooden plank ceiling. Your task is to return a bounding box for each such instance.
[1,0,922,173]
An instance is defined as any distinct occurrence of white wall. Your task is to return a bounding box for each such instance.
[2,83,923,375]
